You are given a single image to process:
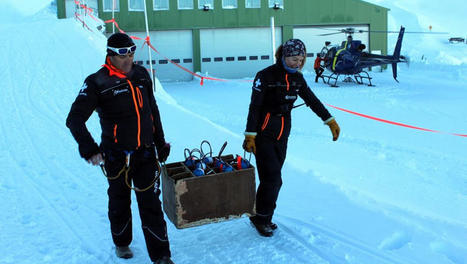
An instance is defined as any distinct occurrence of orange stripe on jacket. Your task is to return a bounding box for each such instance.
[277,116,284,140]
[261,113,271,131]
[127,80,141,148]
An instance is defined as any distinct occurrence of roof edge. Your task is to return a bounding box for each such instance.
[358,0,391,11]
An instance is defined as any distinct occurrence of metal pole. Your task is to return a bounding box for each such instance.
[112,0,115,33]
[143,0,155,91]
[82,0,86,17]
[270,16,276,64]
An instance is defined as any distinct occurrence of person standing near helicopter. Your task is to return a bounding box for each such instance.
[314,54,325,83]
[243,39,340,237]
[66,33,174,264]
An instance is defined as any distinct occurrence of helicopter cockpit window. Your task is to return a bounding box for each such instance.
[349,41,362,53]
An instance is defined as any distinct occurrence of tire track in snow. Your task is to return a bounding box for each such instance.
[276,215,417,264]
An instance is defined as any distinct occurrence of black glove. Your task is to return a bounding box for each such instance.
[158,143,171,162]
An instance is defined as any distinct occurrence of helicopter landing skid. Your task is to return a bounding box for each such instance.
[353,71,375,86]
[322,73,340,87]
[322,71,375,87]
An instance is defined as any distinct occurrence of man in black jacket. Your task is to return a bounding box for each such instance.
[66,33,174,264]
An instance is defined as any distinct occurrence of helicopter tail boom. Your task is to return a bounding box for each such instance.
[391,26,405,81]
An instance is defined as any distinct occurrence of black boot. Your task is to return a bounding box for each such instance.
[250,218,274,237]
[153,256,175,264]
[268,222,277,230]
[115,246,133,259]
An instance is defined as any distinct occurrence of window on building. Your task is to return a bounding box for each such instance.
[103,0,120,11]
[198,0,214,10]
[178,0,193,9]
[128,0,144,11]
[154,0,169,10]
[268,0,283,8]
[245,0,260,8]
[222,0,237,9]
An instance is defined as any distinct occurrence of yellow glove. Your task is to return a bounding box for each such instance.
[326,118,340,141]
[242,134,256,154]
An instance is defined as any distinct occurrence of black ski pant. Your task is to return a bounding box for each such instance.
[252,136,288,225]
[315,67,324,82]
[104,146,170,261]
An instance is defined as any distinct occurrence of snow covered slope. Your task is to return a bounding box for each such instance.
[365,0,467,64]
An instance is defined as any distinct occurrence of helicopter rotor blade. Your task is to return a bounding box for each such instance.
[365,30,448,34]
[317,32,346,36]
[315,27,449,36]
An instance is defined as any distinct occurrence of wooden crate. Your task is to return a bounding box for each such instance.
[162,154,256,229]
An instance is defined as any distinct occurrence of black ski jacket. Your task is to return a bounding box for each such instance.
[245,61,332,141]
[66,62,165,159]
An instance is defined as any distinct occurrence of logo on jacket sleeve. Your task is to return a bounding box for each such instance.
[253,78,262,92]
[78,82,88,96]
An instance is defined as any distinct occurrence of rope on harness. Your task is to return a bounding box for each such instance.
[100,151,162,192]
[100,153,128,180]
[124,160,161,192]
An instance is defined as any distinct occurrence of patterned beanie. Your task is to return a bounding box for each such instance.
[282,39,306,57]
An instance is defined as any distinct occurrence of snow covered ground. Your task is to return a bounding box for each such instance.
[0,1,466,264]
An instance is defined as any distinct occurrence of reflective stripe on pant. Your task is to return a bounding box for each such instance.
[105,147,170,261]
[253,135,288,224]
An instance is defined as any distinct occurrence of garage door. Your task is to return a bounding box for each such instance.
[130,30,193,82]
[293,25,369,73]
[200,27,282,79]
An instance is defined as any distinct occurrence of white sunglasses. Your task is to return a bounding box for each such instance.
[107,45,136,55]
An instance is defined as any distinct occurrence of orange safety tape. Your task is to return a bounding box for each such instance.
[326,104,467,138]
[104,18,125,34]
[74,13,93,32]
[74,0,101,23]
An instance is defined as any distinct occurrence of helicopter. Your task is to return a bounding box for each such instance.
[318,26,408,87]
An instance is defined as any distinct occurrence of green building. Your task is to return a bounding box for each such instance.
[57,0,389,81]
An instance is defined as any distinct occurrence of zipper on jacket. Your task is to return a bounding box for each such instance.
[126,80,141,148]
[277,116,284,140]
[261,112,271,131]
[285,74,290,91]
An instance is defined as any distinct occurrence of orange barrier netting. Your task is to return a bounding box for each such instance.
[326,104,467,138]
